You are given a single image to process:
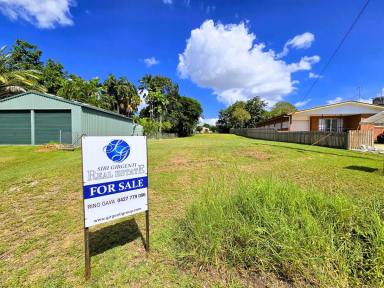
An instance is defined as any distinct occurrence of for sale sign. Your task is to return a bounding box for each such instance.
[81,136,148,228]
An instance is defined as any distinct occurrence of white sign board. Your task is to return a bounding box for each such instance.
[81,136,148,228]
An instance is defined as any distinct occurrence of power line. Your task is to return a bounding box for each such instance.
[298,0,371,102]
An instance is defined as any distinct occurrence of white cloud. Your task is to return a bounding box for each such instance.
[309,72,322,79]
[199,117,218,126]
[178,20,320,106]
[0,0,74,28]
[143,57,160,67]
[277,32,315,58]
[294,99,311,108]
[287,32,315,49]
[288,55,320,72]
[163,0,172,4]
[327,97,343,104]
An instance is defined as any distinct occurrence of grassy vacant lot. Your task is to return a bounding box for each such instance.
[0,134,383,287]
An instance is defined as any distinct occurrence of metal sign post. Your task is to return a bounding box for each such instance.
[81,136,149,280]
[84,227,90,280]
[145,137,150,252]
[145,210,150,251]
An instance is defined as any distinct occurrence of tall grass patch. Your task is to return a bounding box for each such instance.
[174,179,384,287]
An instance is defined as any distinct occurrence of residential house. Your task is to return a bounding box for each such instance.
[256,100,384,133]
[360,111,384,140]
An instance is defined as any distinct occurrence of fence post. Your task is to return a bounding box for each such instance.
[347,131,350,150]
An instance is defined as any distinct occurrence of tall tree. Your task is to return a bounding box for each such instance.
[9,40,43,71]
[232,106,251,128]
[41,59,66,94]
[139,75,179,131]
[104,74,140,116]
[170,96,202,137]
[139,74,178,97]
[245,96,267,127]
[217,108,232,133]
[217,98,267,131]
[217,101,246,132]
[145,89,169,131]
[0,46,45,97]
[269,101,297,118]
[57,75,101,104]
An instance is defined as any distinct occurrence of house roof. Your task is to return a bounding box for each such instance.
[292,101,384,115]
[0,91,134,121]
[255,101,384,127]
[361,111,384,125]
[255,114,290,127]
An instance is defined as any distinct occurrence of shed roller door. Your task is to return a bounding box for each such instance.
[35,110,72,144]
[0,111,31,144]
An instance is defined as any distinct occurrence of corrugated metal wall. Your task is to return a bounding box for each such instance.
[0,111,31,144]
[35,110,72,144]
[0,92,143,144]
[81,107,141,136]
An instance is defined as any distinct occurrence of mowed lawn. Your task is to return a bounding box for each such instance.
[0,134,383,287]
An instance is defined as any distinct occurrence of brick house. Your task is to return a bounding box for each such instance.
[256,101,384,133]
[360,111,384,140]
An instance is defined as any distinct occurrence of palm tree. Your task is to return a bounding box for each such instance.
[104,74,140,116]
[0,46,45,98]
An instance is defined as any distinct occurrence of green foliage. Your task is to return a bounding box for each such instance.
[0,45,45,97]
[217,96,267,132]
[139,75,174,121]
[162,121,172,131]
[268,101,297,118]
[139,75,202,136]
[9,39,43,71]
[216,108,232,133]
[175,178,384,287]
[245,96,267,126]
[41,59,66,94]
[232,106,251,128]
[139,74,178,97]
[104,74,140,116]
[1,40,203,132]
[168,96,203,137]
[137,117,161,137]
[57,75,104,107]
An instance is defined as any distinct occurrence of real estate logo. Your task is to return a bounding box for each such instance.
[104,139,130,162]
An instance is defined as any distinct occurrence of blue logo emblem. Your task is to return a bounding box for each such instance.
[104,139,130,162]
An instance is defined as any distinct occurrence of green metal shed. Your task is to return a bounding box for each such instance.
[0,91,143,145]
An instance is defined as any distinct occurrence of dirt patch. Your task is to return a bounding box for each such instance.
[187,265,291,288]
[239,149,271,161]
[36,144,60,152]
[154,157,220,173]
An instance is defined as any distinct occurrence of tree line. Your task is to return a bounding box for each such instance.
[0,40,202,136]
[217,97,297,133]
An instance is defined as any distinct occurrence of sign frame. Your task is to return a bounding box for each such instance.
[80,135,150,280]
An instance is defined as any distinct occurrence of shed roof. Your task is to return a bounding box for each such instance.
[361,111,384,125]
[0,91,134,122]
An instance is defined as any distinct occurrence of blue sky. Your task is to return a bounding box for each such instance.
[0,0,383,123]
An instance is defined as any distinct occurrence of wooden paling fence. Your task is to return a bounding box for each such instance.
[347,130,374,150]
[231,128,373,150]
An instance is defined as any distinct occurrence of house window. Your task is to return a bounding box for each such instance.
[319,118,343,132]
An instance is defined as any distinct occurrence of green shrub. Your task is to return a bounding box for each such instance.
[174,179,384,287]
